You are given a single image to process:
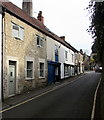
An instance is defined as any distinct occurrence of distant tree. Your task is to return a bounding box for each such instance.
[87,2,104,119]
[87,2,104,64]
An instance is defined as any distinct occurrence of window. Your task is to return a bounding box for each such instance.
[26,61,33,78]
[19,26,24,40]
[65,51,68,61]
[39,62,44,77]
[36,35,44,47]
[55,45,58,55]
[12,22,24,40]
[65,65,69,76]
[72,54,74,62]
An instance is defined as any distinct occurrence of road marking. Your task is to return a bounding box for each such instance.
[0,78,79,113]
[91,78,101,119]
[0,88,55,113]
[0,74,85,113]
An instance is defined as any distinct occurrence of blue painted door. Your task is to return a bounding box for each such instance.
[55,55,58,62]
[48,64,55,84]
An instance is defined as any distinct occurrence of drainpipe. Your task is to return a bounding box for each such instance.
[1,7,5,102]
[1,12,4,102]
[0,8,2,102]
[0,11,2,101]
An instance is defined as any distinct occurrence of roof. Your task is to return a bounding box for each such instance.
[0,0,78,52]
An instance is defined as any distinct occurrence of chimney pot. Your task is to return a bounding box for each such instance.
[37,11,44,24]
[60,36,65,41]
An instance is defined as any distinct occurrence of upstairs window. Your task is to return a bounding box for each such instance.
[26,61,33,79]
[65,50,68,61]
[55,45,58,56]
[36,35,44,47]
[64,65,69,76]
[12,22,24,40]
[72,54,74,62]
[39,62,44,78]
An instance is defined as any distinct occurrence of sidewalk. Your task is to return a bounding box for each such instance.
[1,74,85,111]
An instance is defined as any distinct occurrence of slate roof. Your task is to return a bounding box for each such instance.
[0,0,78,52]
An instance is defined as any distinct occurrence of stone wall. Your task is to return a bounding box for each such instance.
[3,12,47,99]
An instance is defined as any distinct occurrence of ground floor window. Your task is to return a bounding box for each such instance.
[26,61,33,79]
[64,65,69,76]
[39,62,45,78]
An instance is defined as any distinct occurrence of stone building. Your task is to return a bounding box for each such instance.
[0,0,84,99]
[0,0,47,99]
[77,49,84,74]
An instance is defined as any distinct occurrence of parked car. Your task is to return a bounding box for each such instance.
[95,66,102,72]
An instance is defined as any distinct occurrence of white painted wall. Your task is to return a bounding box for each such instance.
[59,44,75,78]
[47,36,75,79]
[59,44,75,65]
[47,36,60,62]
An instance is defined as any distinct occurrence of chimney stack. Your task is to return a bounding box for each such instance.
[37,11,44,24]
[80,49,83,54]
[22,0,33,17]
[60,36,65,41]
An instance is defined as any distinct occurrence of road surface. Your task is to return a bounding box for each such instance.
[2,71,101,119]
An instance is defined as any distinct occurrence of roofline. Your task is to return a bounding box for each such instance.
[1,2,79,53]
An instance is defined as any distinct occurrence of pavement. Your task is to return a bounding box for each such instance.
[1,73,85,111]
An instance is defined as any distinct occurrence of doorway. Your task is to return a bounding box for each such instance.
[9,61,16,96]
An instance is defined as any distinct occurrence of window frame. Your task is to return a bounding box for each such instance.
[55,45,58,56]
[36,35,44,47]
[65,50,68,61]
[38,58,45,79]
[39,62,45,78]
[12,22,24,40]
[19,26,24,40]
[26,61,33,79]
[64,65,69,76]
[72,54,74,63]
[25,57,34,80]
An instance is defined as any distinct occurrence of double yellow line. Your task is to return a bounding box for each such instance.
[0,88,54,113]
[0,78,77,113]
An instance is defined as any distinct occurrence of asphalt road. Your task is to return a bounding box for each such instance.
[2,72,101,119]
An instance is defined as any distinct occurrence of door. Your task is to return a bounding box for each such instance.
[55,66,59,82]
[48,64,55,84]
[9,61,16,96]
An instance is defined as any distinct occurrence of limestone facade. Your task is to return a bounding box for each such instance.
[3,12,47,98]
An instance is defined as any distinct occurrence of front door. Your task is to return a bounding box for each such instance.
[48,64,55,84]
[9,61,16,96]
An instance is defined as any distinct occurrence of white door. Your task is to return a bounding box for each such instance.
[9,62,16,96]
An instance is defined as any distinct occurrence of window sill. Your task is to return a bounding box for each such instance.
[64,75,69,78]
[39,77,45,79]
[25,78,35,80]
[14,37,23,41]
[37,45,43,48]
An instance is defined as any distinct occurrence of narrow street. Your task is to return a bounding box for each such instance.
[2,72,101,119]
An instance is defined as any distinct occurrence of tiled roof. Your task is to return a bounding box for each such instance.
[0,0,78,52]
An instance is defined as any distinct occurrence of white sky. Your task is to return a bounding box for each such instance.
[10,0,93,55]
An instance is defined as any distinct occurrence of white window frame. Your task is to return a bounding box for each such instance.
[12,22,24,40]
[38,58,45,78]
[65,50,68,61]
[55,45,58,56]
[39,62,45,78]
[36,35,44,47]
[72,54,74,63]
[25,57,34,80]
[64,65,69,77]
[19,26,24,40]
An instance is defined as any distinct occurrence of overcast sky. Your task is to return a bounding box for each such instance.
[10,0,93,55]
